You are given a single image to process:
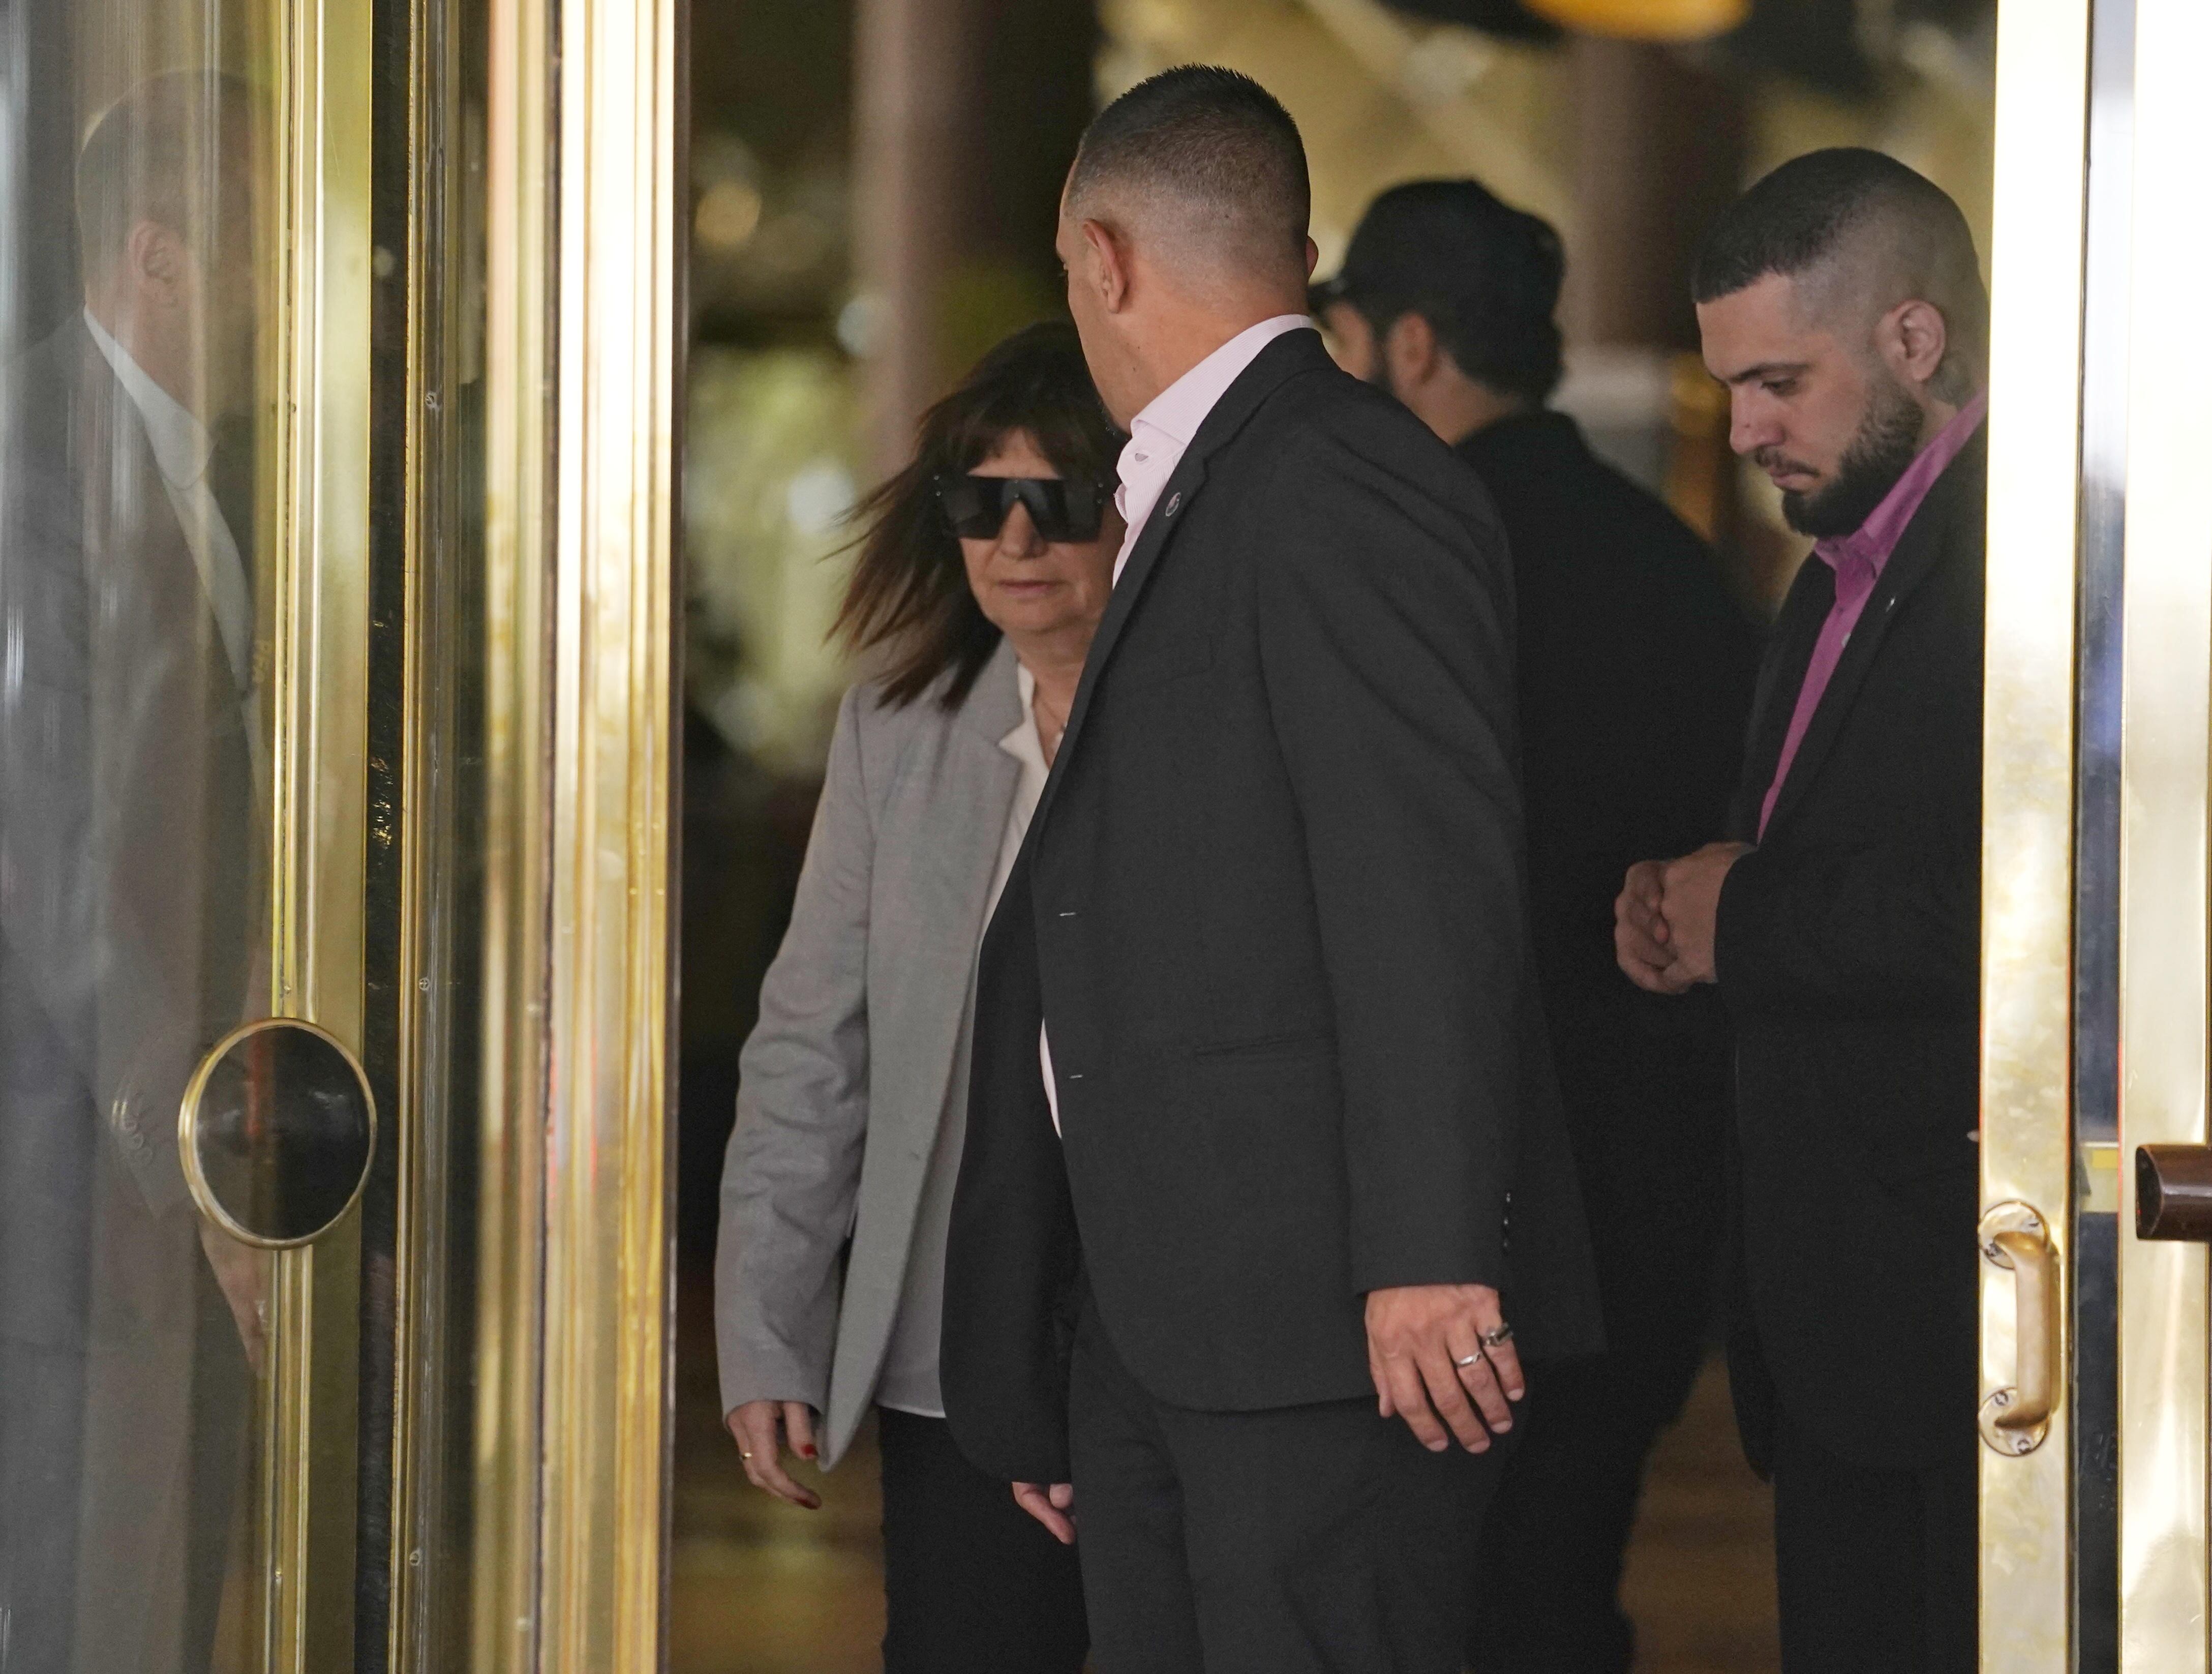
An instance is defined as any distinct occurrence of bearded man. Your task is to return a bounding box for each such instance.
[1613,148,1987,1673]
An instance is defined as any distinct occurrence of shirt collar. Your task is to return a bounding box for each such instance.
[83,308,216,490]
[1001,660,1049,774]
[1123,314,1314,461]
[1814,389,1987,576]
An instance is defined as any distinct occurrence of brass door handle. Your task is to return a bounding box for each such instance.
[1979,1201,2057,1456]
[180,1017,377,1248]
[2136,1144,2212,1241]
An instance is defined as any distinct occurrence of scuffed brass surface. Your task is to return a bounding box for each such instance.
[2115,0,2212,1666]
[1979,0,2090,1663]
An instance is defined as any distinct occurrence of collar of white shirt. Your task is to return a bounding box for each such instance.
[83,309,217,490]
[1111,313,1314,583]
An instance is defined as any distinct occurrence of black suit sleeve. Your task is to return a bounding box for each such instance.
[1714,838,1978,1011]
[1253,424,1526,1296]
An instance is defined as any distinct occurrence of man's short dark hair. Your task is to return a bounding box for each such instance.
[1066,66,1309,270]
[1693,147,1987,388]
[1328,180,1565,405]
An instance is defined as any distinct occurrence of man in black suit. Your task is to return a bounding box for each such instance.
[940,67,1600,1673]
[1317,180,1759,1673]
[0,72,264,1672]
[1615,150,1988,1673]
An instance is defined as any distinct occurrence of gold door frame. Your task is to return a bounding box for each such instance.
[257,0,375,1660]
[1983,0,2212,1666]
[2113,0,2212,1663]
[457,0,682,1662]
[1979,0,2088,1663]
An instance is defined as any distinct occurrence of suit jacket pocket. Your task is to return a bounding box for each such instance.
[1189,1028,1332,1063]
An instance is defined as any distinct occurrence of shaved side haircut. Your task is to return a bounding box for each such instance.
[1694,147,1987,404]
[1067,65,1310,287]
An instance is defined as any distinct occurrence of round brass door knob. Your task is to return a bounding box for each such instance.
[179,1018,377,1248]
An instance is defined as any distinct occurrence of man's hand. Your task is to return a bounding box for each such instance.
[1615,859,1693,994]
[726,1400,823,1509]
[1013,1480,1077,1544]
[1656,842,1752,986]
[1365,1283,1522,1453]
[198,1218,267,1373]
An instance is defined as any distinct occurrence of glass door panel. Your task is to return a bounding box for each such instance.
[1982,0,2212,1667]
[0,0,372,1665]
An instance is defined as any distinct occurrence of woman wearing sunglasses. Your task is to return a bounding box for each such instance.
[714,321,1119,1672]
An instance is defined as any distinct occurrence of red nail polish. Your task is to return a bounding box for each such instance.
[801,1444,816,1458]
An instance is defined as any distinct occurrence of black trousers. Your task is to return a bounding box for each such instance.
[1068,1294,1509,1674]
[1772,1408,1976,1674]
[1468,1084,1722,1672]
[877,1406,1087,1674]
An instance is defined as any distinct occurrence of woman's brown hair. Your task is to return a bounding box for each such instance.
[834,320,1120,709]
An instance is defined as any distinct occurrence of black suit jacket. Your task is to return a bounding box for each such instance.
[943,329,1602,1483]
[1459,414,1754,1141]
[1715,434,1985,1474]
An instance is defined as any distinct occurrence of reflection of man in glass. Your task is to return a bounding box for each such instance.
[0,70,264,1673]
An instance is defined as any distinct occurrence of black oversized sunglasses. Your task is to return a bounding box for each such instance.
[934,472,1111,544]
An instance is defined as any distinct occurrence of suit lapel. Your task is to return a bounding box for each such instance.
[1759,439,1983,841]
[1730,567,1831,839]
[1032,328,1329,835]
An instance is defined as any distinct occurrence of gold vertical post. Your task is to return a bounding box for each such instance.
[1979,0,2089,1667]
[476,0,555,1657]
[538,0,680,1654]
[259,0,374,1657]
[2116,0,2212,1666]
[477,0,677,1657]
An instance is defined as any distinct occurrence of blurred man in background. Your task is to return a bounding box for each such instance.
[0,71,265,1673]
[1318,180,1758,1673]
[1617,150,1988,1673]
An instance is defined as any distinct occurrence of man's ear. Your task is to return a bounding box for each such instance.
[1886,298,1950,394]
[1079,219,1133,316]
[125,219,185,306]
[1383,312,1442,391]
[1304,237,1319,281]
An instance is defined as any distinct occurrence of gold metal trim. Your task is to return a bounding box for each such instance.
[177,1017,379,1250]
[2115,0,2212,1665]
[1979,0,2090,1662]
[536,0,680,1654]
[475,0,556,1655]
[253,0,375,1658]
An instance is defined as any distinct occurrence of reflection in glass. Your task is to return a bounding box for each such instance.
[0,46,272,1674]
[186,1022,375,1246]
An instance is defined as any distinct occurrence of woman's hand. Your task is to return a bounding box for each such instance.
[1013,1480,1077,1544]
[727,1400,824,1509]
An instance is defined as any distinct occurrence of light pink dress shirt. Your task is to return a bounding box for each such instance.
[1043,314,1319,1131]
[1756,391,1988,839]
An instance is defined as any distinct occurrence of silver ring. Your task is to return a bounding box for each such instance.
[1480,1323,1514,1349]
[739,1450,754,1461]
[1453,1351,1484,1369]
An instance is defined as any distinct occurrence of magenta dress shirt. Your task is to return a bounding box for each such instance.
[1756,392,1989,838]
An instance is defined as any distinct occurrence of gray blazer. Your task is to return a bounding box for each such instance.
[714,639,1028,1467]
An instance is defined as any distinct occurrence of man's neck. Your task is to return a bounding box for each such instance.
[1428,384,1533,450]
[1127,301,1301,417]
[86,299,206,419]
